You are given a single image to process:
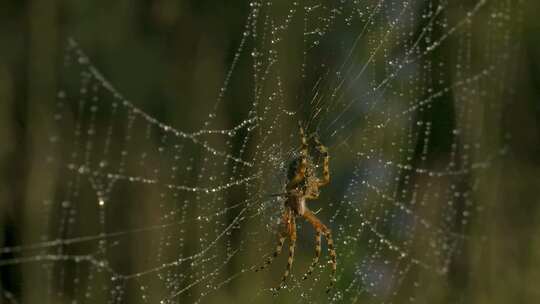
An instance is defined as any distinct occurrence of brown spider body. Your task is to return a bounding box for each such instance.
[257,123,336,293]
[284,190,306,216]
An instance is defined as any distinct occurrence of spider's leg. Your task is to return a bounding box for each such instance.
[256,232,287,272]
[302,230,321,280]
[277,215,297,289]
[313,137,330,188]
[298,121,307,144]
[298,121,309,155]
[303,209,337,292]
[325,229,337,292]
[256,210,290,272]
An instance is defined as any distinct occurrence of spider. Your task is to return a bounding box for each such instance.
[256,122,336,292]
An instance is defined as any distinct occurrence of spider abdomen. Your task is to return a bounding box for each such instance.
[285,194,306,216]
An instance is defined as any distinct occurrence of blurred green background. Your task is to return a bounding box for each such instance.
[1,0,540,303]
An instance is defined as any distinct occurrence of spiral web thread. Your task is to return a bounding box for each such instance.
[0,0,522,303]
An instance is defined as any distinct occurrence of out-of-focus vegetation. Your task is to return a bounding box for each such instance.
[1,0,539,303]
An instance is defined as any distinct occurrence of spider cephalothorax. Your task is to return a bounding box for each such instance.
[257,122,336,292]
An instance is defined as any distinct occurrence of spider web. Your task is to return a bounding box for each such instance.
[0,0,523,303]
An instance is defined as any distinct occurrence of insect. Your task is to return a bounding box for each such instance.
[256,122,337,292]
